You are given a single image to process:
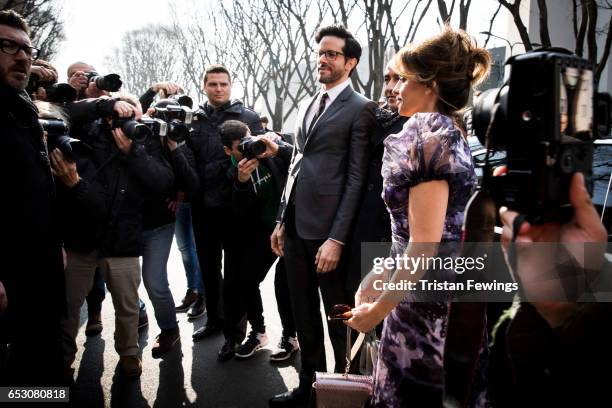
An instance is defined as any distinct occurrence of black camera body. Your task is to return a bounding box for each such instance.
[153,105,193,143]
[40,118,87,162]
[238,136,266,160]
[86,72,123,92]
[473,49,611,223]
[111,115,167,145]
[27,74,77,103]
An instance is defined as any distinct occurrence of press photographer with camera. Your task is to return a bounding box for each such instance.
[213,120,298,362]
[67,61,122,100]
[67,93,174,377]
[138,98,200,358]
[35,101,109,382]
[0,10,65,386]
[189,64,264,341]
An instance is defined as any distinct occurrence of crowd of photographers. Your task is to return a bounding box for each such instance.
[1,8,612,408]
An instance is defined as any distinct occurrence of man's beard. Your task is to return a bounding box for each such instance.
[0,63,30,91]
[318,65,343,84]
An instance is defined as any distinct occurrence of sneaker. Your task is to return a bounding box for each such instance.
[270,336,299,362]
[138,309,149,330]
[175,289,199,312]
[217,341,237,362]
[119,355,142,378]
[187,295,205,319]
[85,313,103,336]
[235,330,269,359]
[152,327,180,358]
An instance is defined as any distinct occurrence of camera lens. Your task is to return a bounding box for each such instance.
[122,120,151,144]
[167,121,189,143]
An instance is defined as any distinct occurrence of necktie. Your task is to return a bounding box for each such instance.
[307,92,328,135]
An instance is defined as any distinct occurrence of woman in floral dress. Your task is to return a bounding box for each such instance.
[346,27,491,407]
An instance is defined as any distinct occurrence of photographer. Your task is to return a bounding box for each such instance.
[70,93,174,377]
[35,101,109,382]
[215,120,297,361]
[139,99,200,358]
[28,59,57,101]
[0,10,64,386]
[139,83,205,316]
[189,64,264,340]
[67,61,107,99]
[489,172,612,407]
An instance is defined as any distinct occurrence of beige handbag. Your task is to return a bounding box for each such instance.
[312,328,373,408]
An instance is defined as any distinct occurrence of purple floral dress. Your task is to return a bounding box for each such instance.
[372,112,481,407]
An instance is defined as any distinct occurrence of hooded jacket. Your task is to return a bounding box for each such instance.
[188,99,263,207]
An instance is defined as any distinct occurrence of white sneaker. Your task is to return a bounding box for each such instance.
[235,330,269,358]
[269,336,299,362]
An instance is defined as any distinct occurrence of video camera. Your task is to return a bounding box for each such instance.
[86,72,123,92]
[40,119,89,162]
[111,114,167,145]
[27,74,77,104]
[472,49,611,223]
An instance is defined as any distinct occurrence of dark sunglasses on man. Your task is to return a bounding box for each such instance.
[0,38,39,59]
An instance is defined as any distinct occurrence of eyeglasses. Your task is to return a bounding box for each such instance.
[318,50,345,61]
[0,38,39,60]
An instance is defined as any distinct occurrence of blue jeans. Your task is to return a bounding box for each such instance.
[175,202,204,294]
[142,223,177,330]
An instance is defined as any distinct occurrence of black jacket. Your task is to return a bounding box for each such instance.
[56,156,108,254]
[189,99,264,207]
[142,140,200,230]
[0,85,64,342]
[232,141,293,231]
[347,108,406,292]
[83,121,174,257]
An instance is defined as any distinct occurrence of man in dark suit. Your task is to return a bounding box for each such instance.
[347,62,408,295]
[265,24,377,407]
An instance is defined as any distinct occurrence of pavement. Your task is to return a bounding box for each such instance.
[68,241,335,408]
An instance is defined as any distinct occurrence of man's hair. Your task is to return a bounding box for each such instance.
[33,59,57,74]
[203,64,231,85]
[260,116,269,124]
[112,92,142,112]
[67,61,95,77]
[219,120,248,148]
[315,24,361,62]
[0,10,30,35]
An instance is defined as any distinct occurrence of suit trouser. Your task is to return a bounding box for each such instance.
[60,252,141,359]
[283,208,349,389]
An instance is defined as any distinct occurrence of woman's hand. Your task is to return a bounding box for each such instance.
[345,303,387,333]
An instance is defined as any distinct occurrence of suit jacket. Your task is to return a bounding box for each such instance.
[277,85,377,242]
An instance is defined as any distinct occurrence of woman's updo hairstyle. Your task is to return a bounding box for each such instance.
[393,25,491,121]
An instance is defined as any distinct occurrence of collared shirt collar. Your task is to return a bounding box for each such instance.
[320,77,351,104]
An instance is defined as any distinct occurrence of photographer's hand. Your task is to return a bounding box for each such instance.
[31,65,57,83]
[112,128,133,154]
[255,134,280,158]
[152,82,183,97]
[0,280,7,315]
[69,71,88,92]
[500,173,608,326]
[271,223,285,257]
[50,149,79,188]
[237,158,259,183]
[113,101,141,119]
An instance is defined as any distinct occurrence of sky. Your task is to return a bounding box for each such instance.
[52,0,172,81]
[51,0,512,83]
